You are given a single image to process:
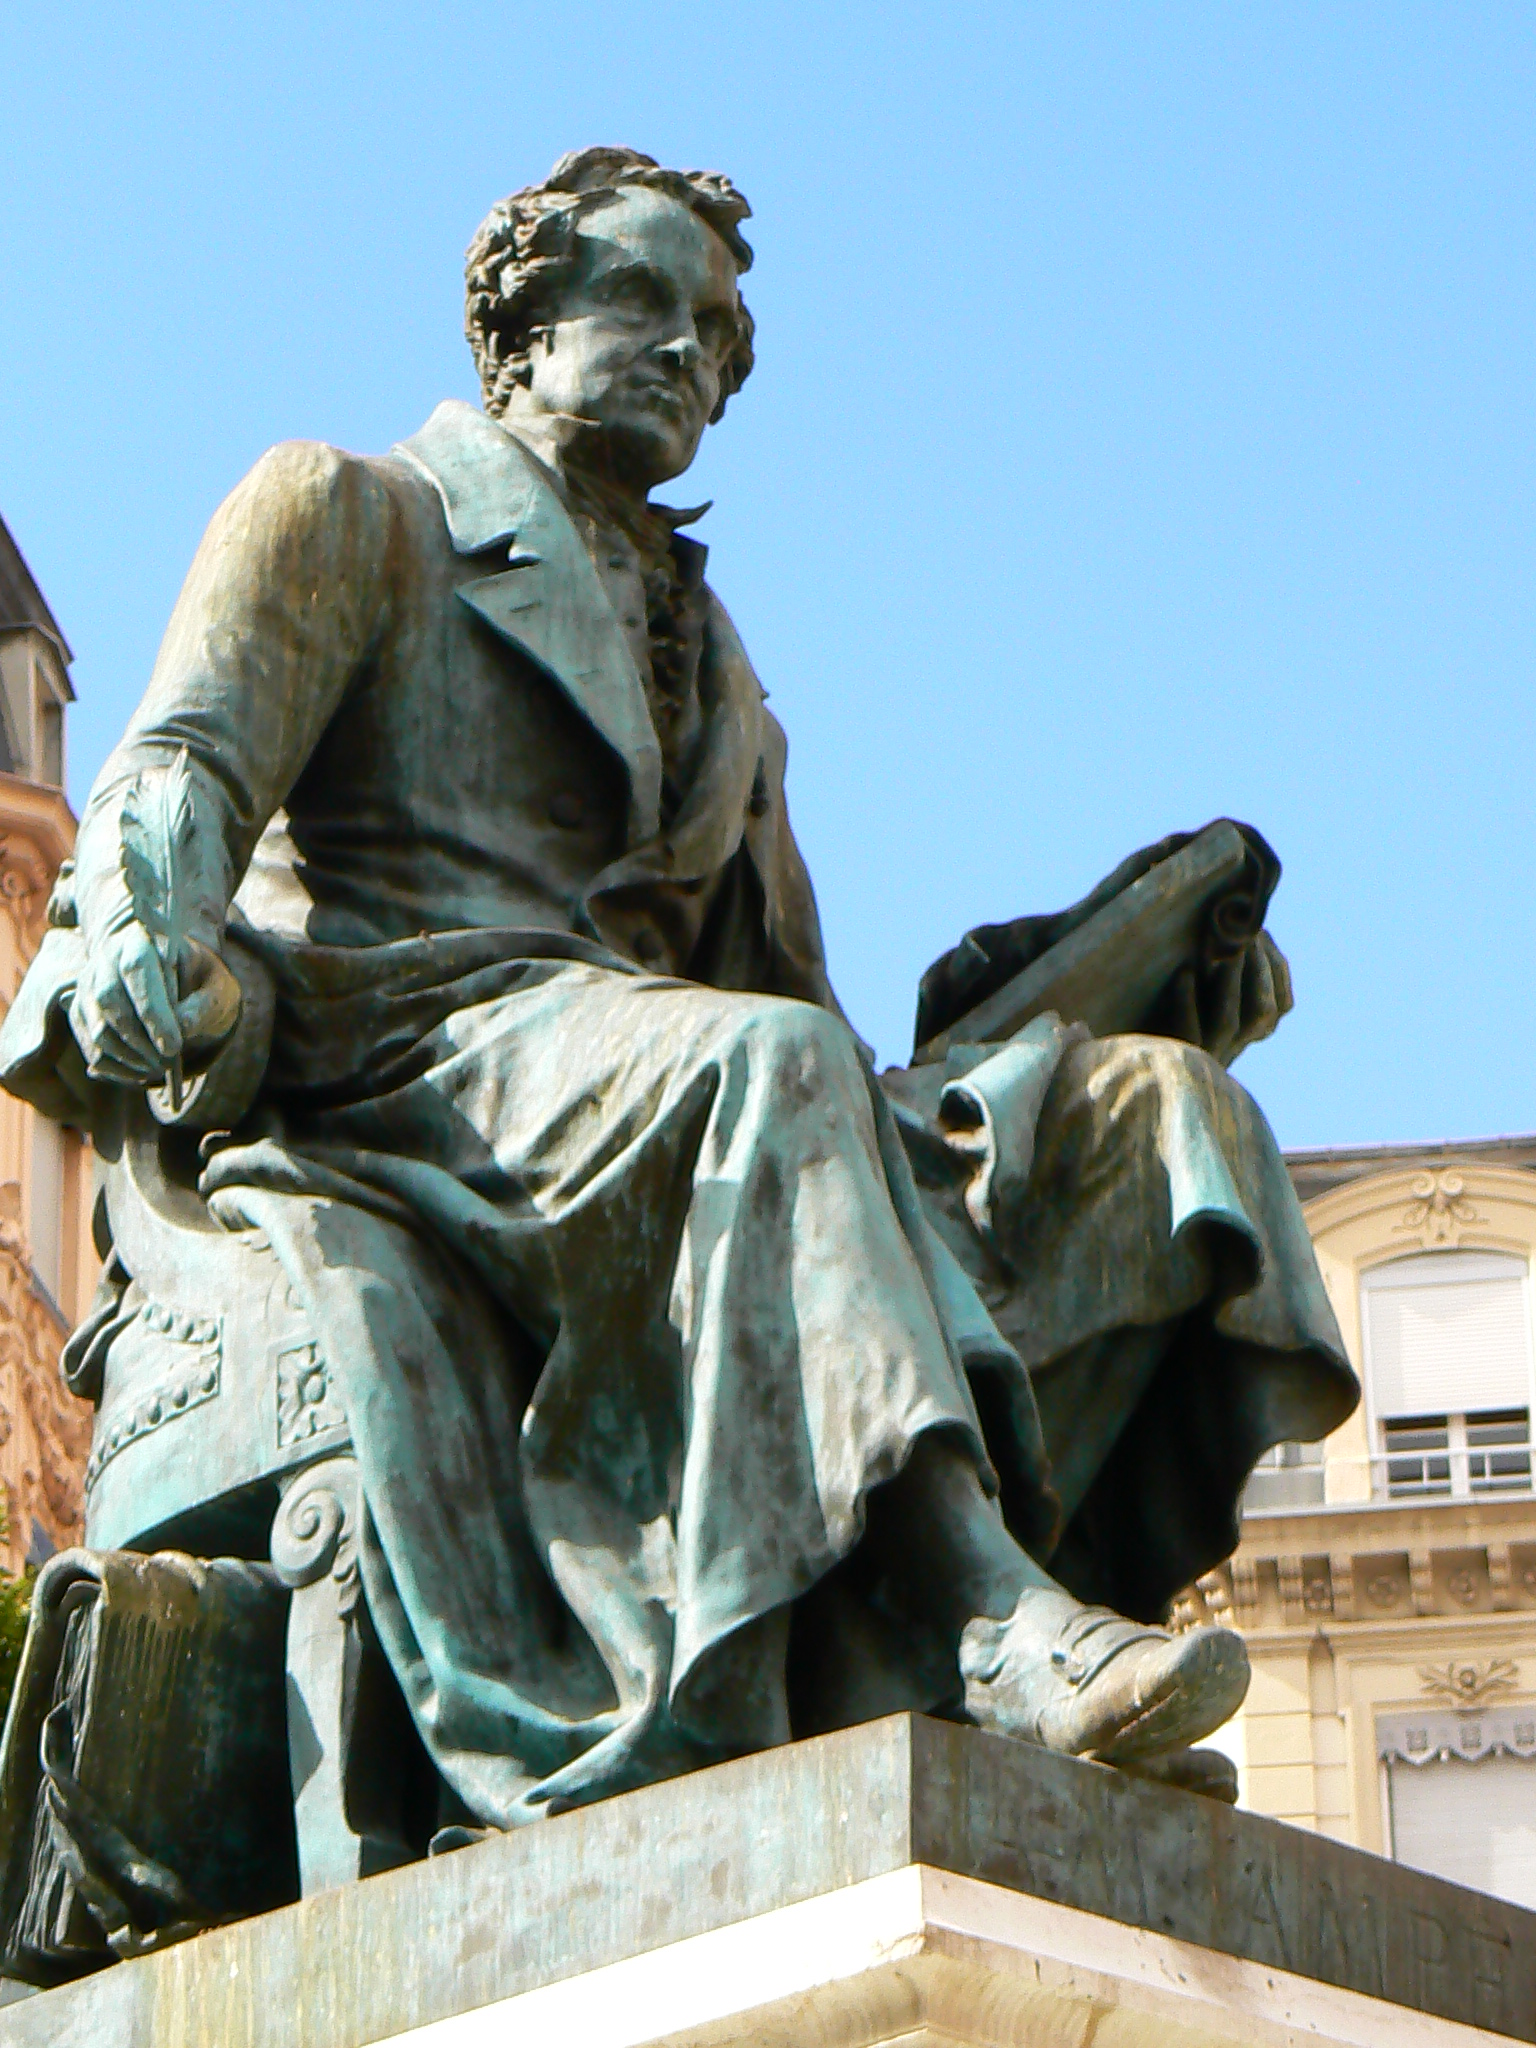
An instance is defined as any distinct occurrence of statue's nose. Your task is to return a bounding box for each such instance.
[656,334,705,373]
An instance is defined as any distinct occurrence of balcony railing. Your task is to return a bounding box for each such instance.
[1242,1444,1534,1515]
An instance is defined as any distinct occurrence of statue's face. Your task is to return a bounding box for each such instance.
[526,187,742,486]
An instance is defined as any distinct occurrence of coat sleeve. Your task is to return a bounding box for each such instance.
[68,439,396,955]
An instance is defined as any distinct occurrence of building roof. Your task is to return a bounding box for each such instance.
[1285,1131,1536,1205]
[0,514,72,665]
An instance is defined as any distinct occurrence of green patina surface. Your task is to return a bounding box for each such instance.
[2,1719,1532,2048]
[0,148,1355,1972]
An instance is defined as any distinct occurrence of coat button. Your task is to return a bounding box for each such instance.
[548,793,585,829]
[633,928,665,964]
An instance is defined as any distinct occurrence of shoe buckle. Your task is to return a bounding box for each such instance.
[1052,1642,1090,1685]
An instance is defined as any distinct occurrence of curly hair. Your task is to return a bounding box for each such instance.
[465,146,756,422]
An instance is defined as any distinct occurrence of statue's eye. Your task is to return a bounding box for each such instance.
[696,309,735,357]
[601,268,673,315]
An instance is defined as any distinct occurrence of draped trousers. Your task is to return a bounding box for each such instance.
[198,960,1351,1825]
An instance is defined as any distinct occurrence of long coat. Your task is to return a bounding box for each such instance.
[1,403,1072,1822]
[60,399,840,1075]
[0,402,1353,1824]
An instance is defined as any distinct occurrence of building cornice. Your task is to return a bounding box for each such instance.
[1178,1488,1536,1636]
[1239,1491,1536,1549]
[1231,1610,1536,1658]
[1287,1133,1536,1205]
[1302,1158,1536,1257]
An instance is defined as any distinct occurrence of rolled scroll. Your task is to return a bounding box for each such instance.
[912,820,1279,1066]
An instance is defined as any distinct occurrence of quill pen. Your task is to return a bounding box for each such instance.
[120,747,197,1110]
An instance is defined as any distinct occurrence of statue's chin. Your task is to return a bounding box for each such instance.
[596,410,704,491]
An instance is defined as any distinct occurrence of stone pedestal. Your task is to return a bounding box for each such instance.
[2,1714,1532,2047]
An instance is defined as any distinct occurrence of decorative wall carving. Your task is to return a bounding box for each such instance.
[1183,1540,1536,1632]
[1379,1705,1536,1766]
[0,833,52,966]
[271,1454,360,1616]
[1168,1565,1241,1634]
[1328,1552,1356,1621]
[1364,1563,1409,1611]
[1302,1564,1334,1615]
[1444,1563,1482,1609]
[0,1183,89,1558]
[1409,1549,1436,1614]
[84,1305,223,1494]
[1229,1557,1260,1623]
[1395,1169,1484,1249]
[276,1342,346,1448]
[1417,1657,1519,1707]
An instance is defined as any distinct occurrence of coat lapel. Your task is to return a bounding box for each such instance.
[588,591,763,898]
[395,401,663,846]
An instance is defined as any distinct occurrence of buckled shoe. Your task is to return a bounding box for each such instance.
[959,1588,1249,1764]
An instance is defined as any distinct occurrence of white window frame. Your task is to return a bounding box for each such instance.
[1380,1408,1531,1500]
[1360,1247,1536,1501]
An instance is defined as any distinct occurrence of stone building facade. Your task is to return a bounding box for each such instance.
[1188,1133,1536,1910]
[0,516,94,1572]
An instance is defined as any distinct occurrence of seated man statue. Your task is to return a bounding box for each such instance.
[0,147,1355,1835]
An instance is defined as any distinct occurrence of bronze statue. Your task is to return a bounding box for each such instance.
[0,147,1354,1976]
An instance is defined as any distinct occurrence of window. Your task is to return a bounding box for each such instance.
[1382,1410,1531,1499]
[1363,1251,1534,1500]
[0,641,28,774]
[1380,1712,1536,1910]
[1382,1414,1450,1497]
[38,695,63,785]
[1242,1438,1325,1512]
[1468,1408,1533,1492]
[1386,1752,1536,1911]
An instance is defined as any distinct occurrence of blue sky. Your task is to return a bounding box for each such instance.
[3,3,1532,1147]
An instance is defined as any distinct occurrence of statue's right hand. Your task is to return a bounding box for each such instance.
[68,923,240,1087]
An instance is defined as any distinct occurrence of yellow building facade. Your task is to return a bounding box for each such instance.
[0,517,96,1573]
[1189,1133,1536,1910]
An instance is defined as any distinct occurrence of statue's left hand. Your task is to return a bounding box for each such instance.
[1150,929,1293,1067]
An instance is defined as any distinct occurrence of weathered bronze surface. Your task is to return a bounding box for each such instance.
[0,1719,1530,2046]
[0,148,1356,1965]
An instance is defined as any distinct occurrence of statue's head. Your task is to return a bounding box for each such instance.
[465,147,755,489]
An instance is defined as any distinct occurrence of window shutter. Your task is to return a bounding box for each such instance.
[1388,1753,1536,1910]
[1362,1250,1532,1419]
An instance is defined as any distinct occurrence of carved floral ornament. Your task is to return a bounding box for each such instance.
[0,833,54,965]
[1396,1170,1484,1249]
[1418,1658,1520,1708]
[1301,1158,1536,1264]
